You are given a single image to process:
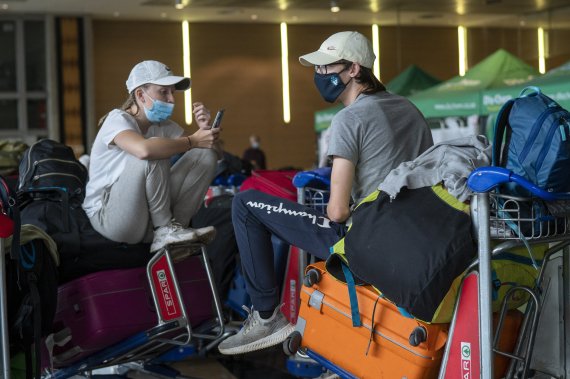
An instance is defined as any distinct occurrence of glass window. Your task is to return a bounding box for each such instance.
[0,21,16,92]
[25,20,46,91]
[0,100,18,130]
[27,99,47,130]
[0,17,49,138]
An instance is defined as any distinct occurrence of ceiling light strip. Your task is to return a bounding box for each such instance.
[538,27,546,74]
[182,21,192,125]
[458,26,468,76]
[372,24,380,80]
[280,22,291,124]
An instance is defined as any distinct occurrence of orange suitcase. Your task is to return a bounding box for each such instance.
[291,261,449,379]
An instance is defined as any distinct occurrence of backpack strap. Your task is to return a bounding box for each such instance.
[493,99,514,167]
[519,86,541,98]
[340,262,362,327]
[25,270,42,379]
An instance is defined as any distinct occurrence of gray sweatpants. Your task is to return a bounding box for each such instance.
[88,148,217,244]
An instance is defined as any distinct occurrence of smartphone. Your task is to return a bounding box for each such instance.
[212,109,225,129]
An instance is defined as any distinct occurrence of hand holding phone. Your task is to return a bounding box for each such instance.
[212,109,225,129]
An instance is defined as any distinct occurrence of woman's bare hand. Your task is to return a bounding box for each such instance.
[192,102,211,129]
[188,127,220,149]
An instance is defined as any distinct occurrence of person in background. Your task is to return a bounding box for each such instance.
[83,60,220,253]
[242,134,267,170]
[218,31,433,355]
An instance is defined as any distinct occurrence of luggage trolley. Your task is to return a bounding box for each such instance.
[452,166,570,379]
[286,166,570,379]
[286,168,332,378]
[0,211,15,378]
[293,167,331,282]
[43,241,228,379]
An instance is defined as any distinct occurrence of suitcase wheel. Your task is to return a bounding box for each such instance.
[283,331,302,356]
[303,269,321,287]
[409,326,427,347]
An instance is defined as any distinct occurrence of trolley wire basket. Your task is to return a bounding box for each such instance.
[298,187,330,213]
[489,192,570,240]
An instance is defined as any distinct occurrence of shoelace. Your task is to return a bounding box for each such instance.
[240,305,258,335]
[169,220,185,232]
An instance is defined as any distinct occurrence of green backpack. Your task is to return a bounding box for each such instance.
[0,140,28,175]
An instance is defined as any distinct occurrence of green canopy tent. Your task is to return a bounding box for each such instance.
[408,49,539,118]
[314,104,344,132]
[408,49,539,143]
[482,60,570,115]
[386,64,441,97]
[313,104,343,167]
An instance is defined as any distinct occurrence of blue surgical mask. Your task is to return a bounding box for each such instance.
[143,92,174,123]
[314,70,351,103]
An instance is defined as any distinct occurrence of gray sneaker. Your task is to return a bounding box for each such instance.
[218,305,295,355]
[150,220,216,253]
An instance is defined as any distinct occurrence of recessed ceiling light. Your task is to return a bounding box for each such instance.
[161,12,167,18]
[1,4,8,10]
[113,11,120,17]
[330,1,340,13]
[251,14,258,20]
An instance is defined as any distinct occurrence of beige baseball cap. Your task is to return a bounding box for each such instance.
[299,31,375,69]
[126,60,190,93]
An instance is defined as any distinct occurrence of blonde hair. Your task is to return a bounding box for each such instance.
[97,85,148,128]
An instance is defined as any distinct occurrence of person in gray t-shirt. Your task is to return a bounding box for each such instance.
[218,31,433,356]
[328,90,433,206]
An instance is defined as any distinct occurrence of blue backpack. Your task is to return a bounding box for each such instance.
[494,86,570,196]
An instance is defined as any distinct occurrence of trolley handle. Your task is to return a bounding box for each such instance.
[292,167,332,189]
[467,166,570,201]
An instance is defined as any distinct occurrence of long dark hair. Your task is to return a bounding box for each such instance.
[355,66,386,94]
[337,61,385,95]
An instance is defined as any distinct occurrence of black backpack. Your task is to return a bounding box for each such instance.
[0,175,58,379]
[17,139,150,282]
[18,139,88,204]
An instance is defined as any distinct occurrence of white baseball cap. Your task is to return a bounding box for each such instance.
[126,60,191,93]
[299,31,375,69]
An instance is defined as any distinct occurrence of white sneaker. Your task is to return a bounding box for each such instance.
[218,305,295,355]
[150,220,216,252]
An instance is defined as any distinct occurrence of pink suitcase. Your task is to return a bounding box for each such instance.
[49,255,213,366]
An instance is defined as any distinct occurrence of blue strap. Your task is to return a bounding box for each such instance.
[497,199,539,270]
[396,307,414,319]
[492,251,543,267]
[341,262,362,327]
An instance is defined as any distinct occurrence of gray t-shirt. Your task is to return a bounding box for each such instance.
[327,91,433,203]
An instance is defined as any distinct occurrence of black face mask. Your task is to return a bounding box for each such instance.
[313,66,352,103]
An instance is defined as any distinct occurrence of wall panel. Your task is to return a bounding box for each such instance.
[92,21,570,170]
[92,20,183,133]
[381,26,458,83]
